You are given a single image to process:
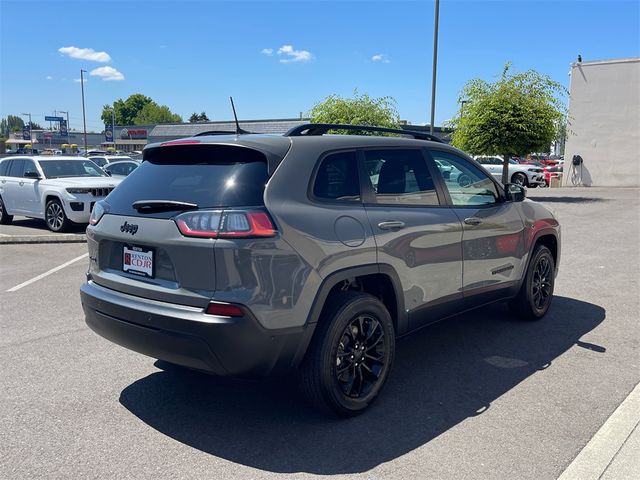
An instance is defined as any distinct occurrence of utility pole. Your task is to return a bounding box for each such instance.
[21,113,32,153]
[429,0,440,136]
[80,69,88,155]
[112,104,116,152]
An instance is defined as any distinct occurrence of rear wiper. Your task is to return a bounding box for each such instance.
[132,200,198,213]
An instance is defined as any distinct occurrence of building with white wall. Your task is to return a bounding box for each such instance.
[564,57,640,187]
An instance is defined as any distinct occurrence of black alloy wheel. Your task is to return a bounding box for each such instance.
[299,291,395,416]
[335,314,387,399]
[510,244,555,320]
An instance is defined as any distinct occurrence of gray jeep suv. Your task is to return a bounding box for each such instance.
[80,124,560,416]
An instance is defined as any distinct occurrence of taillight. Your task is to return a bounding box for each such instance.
[89,201,108,226]
[174,209,276,239]
[205,302,244,317]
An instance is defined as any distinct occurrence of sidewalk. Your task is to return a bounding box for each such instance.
[558,382,640,479]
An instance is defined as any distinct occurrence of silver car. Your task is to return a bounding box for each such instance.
[80,124,560,416]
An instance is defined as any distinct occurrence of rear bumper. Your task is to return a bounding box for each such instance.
[80,281,307,377]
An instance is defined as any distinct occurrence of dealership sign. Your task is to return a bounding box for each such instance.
[45,116,64,122]
[22,126,30,140]
[105,125,114,142]
[59,120,68,137]
[120,128,147,140]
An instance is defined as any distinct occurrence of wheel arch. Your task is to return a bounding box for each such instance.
[290,264,406,368]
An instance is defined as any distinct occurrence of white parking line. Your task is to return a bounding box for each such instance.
[6,253,89,292]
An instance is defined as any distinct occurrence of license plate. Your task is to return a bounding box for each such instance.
[123,245,154,278]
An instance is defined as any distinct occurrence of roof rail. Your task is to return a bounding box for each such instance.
[284,123,444,143]
[194,130,251,137]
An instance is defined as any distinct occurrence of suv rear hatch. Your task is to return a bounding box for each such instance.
[87,142,277,308]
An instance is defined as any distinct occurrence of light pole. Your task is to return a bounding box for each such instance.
[460,99,470,117]
[429,0,440,136]
[21,113,32,153]
[106,105,116,151]
[80,69,88,155]
[58,110,69,131]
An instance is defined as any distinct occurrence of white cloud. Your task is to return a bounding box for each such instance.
[73,78,87,83]
[58,46,111,63]
[261,48,273,56]
[46,75,53,80]
[277,44,313,63]
[89,66,124,81]
[372,54,390,63]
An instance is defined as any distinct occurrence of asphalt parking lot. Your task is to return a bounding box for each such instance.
[1,187,638,479]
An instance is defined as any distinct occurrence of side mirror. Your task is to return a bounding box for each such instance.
[104,170,112,176]
[505,183,526,202]
[24,171,41,179]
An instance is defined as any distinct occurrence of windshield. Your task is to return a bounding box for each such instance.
[39,159,107,179]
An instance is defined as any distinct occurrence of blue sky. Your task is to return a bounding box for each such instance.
[1,0,638,132]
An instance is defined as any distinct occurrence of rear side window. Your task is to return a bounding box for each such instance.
[0,160,10,176]
[8,159,24,177]
[106,145,269,217]
[313,151,360,201]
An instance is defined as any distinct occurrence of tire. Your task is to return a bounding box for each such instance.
[511,172,528,187]
[509,245,555,320]
[0,196,13,225]
[299,291,395,417]
[45,198,71,232]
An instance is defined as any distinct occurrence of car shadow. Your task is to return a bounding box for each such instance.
[9,216,86,233]
[119,296,605,475]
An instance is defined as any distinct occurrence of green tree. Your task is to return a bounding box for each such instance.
[189,111,210,123]
[1,115,25,135]
[101,94,153,125]
[28,121,44,130]
[133,103,182,124]
[448,64,567,183]
[309,91,400,133]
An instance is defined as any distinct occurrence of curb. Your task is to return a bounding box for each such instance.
[0,234,87,244]
[558,381,640,480]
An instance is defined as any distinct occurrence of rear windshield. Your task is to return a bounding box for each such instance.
[106,144,269,217]
[39,159,107,178]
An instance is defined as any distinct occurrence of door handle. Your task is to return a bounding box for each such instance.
[464,217,482,226]
[19,181,25,186]
[378,221,406,230]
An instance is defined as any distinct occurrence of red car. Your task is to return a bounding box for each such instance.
[544,165,563,186]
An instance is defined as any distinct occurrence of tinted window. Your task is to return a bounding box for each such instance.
[313,151,360,201]
[105,163,124,175]
[8,159,24,177]
[0,160,10,176]
[429,150,499,206]
[90,157,108,167]
[106,145,269,218]
[39,160,106,178]
[365,149,438,206]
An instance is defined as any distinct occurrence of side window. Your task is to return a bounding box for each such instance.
[106,164,122,175]
[23,160,37,176]
[0,160,10,176]
[126,163,139,174]
[364,149,438,206]
[429,151,499,206]
[313,151,360,201]
[8,159,24,178]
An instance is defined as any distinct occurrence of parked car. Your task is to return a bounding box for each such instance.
[475,156,545,187]
[0,156,121,231]
[544,165,563,186]
[103,159,141,177]
[80,124,560,416]
[88,155,133,168]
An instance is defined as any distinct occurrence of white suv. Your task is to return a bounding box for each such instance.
[475,156,545,187]
[0,156,122,232]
